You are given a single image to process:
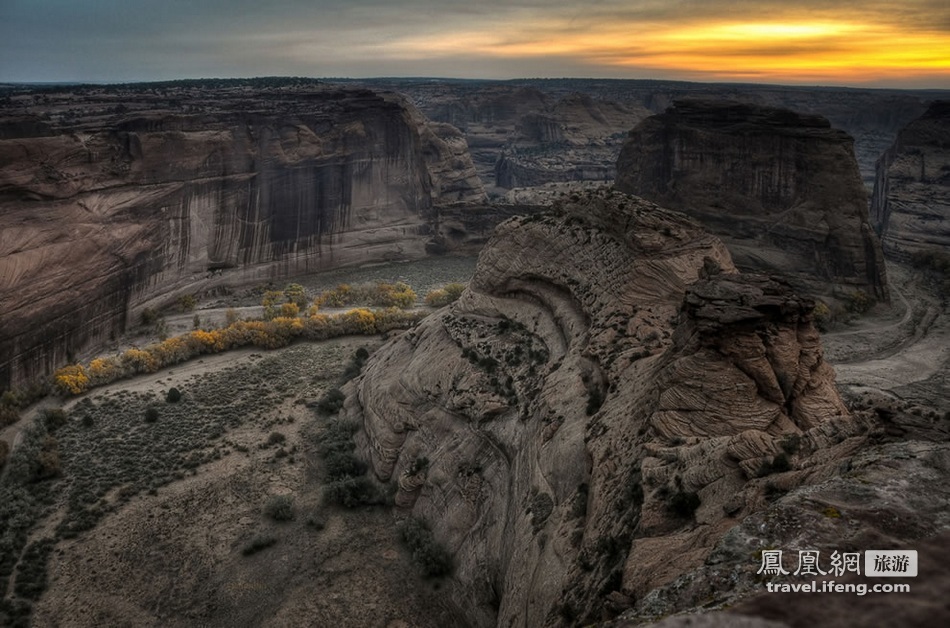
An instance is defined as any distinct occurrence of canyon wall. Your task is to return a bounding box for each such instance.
[871,100,950,260]
[615,99,888,301]
[344,190,865,626]
[0,82,485,390]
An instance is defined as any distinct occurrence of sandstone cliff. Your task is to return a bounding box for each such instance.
[0,81,485,390]
[344,190,864,626]
[871,100,950,260]
[614,100,888,301]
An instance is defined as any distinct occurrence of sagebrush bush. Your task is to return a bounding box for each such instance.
[166,387,182,403]
[264,494,295,522]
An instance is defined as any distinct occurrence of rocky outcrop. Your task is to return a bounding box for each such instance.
[344,190,864,627]
[0,81,486,389]
[871,100,950,260]
[615,100,888,301]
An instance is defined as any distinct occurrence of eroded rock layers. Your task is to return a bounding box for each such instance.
[871,100,950,260]
[0,83,485,389]
[615,99,888,301]
[344,190,863,627]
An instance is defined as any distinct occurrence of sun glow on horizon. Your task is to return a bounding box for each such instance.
[357,16,950,86]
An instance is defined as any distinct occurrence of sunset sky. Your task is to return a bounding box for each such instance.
[1,0,949,87]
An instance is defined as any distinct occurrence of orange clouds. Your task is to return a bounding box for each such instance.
[370,15,950,85]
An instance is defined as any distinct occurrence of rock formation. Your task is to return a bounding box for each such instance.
[380,83,649,190]
[614,100,888,301]
[871,100,950,260]
[0,81,485,390]
[344,190,866,626]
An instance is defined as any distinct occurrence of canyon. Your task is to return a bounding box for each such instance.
[0,80,487,390]
[1,78,948,628]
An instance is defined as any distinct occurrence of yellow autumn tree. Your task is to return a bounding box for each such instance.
[54,364,90,395]
[122,348,158,373]
[341,308,377,334]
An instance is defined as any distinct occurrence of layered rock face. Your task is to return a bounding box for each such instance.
[344,190,863,626]
[0,82,485,389]
[871,100,950,259]
[615,100,888,301]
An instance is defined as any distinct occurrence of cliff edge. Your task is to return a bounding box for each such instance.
[615,100,888,302]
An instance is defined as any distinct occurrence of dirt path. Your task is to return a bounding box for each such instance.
[822,264,949,408]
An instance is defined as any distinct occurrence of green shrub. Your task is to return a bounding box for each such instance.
[178,294,197,312]
[32,435,62,480]
[845,290,875,315]
[324,450,367,481]
[41,408,67,432]
[264,494,295,522]
[144,407,159,423]
[316,388,346,415]
[166,387,182,403]
[323,476,380,508]
[266,431,286,446]
[409,456,429,475]
[397,517,453,577]
[140,307,159,325]
[0,391,22,427]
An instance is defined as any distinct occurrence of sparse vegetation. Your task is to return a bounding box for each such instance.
[1,340,361,625]
[316,281,417,309]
